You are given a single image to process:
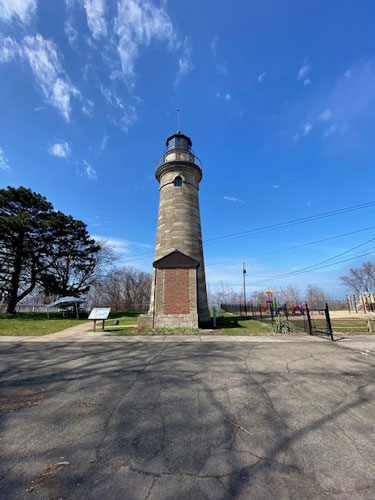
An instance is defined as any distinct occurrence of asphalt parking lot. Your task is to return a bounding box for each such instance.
[0,338,374,499]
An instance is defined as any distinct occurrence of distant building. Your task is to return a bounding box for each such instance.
[138,132,210,328]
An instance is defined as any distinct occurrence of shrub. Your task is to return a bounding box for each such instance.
[271,317,295,334]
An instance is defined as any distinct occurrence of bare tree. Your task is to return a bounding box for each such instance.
[304,284,329,308]
[87,266,152,311]
[210,281,236,306]
[249,289,267,305]
[340,261,375,293]
[276,285,302,305]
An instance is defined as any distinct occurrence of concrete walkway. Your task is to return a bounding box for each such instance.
[1,324,375,357]
[0,322,92,343]
[1,338,375,499]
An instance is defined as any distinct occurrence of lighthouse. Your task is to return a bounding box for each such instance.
[138,131,210,328]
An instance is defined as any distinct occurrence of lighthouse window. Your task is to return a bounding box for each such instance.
[174,176,183,187]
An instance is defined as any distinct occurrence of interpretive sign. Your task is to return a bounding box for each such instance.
[89,308,111,320]
[89,308,111,331]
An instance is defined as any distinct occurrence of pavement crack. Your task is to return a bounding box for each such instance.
[143,475,159,500]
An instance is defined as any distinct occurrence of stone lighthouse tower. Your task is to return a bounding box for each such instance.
[139,131,210,328]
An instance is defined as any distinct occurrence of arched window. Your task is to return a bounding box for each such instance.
[174,176,183,187]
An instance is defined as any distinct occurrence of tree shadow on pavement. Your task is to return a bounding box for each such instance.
[0,341,374,499]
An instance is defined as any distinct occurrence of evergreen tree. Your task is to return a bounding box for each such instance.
[0,186,101,313]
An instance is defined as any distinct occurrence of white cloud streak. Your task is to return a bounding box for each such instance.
[297,63,311,83]
[0,147,11,170]
[84,160,97,180]
[175,36,193,87]
[258,72,266,83]
[48,141,71,158]
[22,35,80,121]
[84,0,107,39]
[303,123,312,136]
[0,35,20,63]
[82,99,94,117]
[319,108,332,122]
[0,34,80,121]
[64,18,78,47]
[92,235,152,255]
[114,0,177,84]
[0,0,36,24]
[223,196,245,203]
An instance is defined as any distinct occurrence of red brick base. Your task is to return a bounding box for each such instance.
[164,268,190,314]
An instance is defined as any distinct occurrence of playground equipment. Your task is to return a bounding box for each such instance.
[346,293,375,314]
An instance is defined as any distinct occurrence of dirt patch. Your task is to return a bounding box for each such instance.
[26,461,70,493]
[0,387,45,411]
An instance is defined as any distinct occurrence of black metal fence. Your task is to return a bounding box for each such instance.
[220,302,335,340]
[303,303,334,340]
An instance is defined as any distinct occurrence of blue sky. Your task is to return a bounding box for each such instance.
[1,0,375,298]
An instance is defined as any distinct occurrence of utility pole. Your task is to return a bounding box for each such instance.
[243,262,247,317]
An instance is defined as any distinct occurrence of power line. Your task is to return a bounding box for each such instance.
[115,200,375,263]
[207,248,375,287]
[246,235,375,280]
[247,247,375,286]
[205,225,375,267]
[204,200,375,245]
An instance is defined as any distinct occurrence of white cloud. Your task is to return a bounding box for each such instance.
[64,18,78,47]
[329,60,375,128]
[114,0,177,84]
[216,92,221,98]
[0,0,36,24]
[84,0,107,39]
[84,160,97,180]
[100,84,124,108]
[303,78,311,86]
[323,123,337,138]
[65,0,75,9]
[224,93,231,101]
[22,35,80,121]
[258,72,266,83]
[0,35,21,63]
[82,99,94,117]
[319,108,332,122]
[92,235,152,255]
[303,123,312,136]
[48,141,71,158]
[223,196,245,203]
[100,134,108,152]
[175,36,193,87]
[210,35,218,56]
[100,85,137,131]
[0,34,80,121]
[1,34,80,120]
[272,185,279,189]
[0,147,10,170]
[297,63,311,81]
[120,104,137,132]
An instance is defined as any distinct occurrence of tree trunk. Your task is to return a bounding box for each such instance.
[6,248,23,314]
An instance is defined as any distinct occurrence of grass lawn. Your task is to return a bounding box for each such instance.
[287,317,371,335]
[216,316,274,335]
[105,314,275,336]
[0,313,89,336]
[0,311,141,336]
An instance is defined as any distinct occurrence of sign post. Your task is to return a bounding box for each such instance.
[88,308,111,332]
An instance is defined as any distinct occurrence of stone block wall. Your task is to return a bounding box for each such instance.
[148,161,210,323]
